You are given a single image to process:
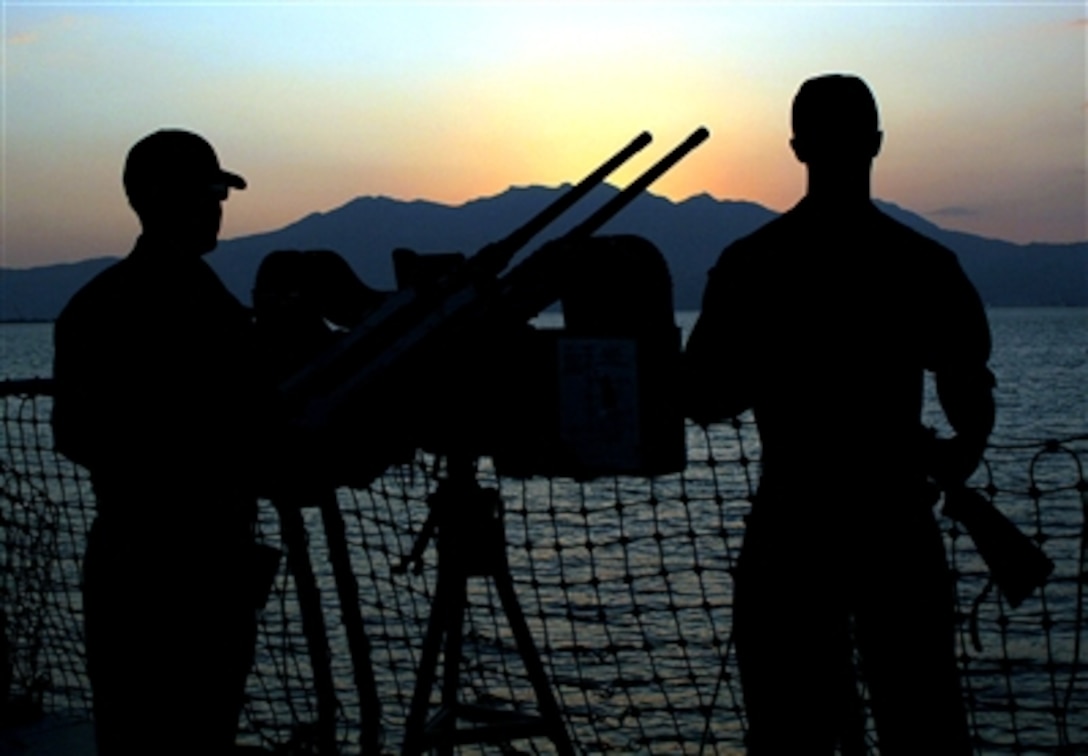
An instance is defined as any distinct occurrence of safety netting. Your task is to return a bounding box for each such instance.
[1,379,1085,754]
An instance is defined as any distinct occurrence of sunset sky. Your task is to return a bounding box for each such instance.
[2,1,1085,268]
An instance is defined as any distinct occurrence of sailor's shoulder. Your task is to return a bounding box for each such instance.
[871,207,957,259]
[56,256,140,327]
[710,208,800,276]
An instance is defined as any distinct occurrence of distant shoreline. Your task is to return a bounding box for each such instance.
[3,191,1086,314]
[3,303,1088,326]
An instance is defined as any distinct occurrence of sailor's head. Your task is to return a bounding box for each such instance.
[123,129,246,253]
[790,74,883,166]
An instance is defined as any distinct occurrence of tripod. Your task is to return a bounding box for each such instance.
[401,455,575,755]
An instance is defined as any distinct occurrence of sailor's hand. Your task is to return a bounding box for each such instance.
[928,433,986,488]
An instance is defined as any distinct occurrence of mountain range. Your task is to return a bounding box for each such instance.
[2,184,1085,321]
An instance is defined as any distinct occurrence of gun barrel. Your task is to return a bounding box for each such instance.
[284,127,710,456]
[494,127,710,321]
[280,131,659,417]
[474,131,653,277]
[565,126,709,240]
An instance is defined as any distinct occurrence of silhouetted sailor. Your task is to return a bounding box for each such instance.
[52,129,272,755]
[685,74,994,754]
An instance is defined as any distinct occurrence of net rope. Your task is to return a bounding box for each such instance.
[1,378,1084,754]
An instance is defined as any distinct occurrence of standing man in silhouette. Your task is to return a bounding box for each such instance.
[685,74,994,754]
[52,129,272,754]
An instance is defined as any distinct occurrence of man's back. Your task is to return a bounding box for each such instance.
[686,198,990,491]
[683,74,987,754]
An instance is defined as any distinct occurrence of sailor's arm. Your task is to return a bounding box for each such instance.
[51,307,109,469]
[682,255,755,427]
[927,252,996,486]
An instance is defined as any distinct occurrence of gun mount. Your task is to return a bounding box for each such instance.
[278,128,709,486]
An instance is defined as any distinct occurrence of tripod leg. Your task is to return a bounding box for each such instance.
[403,570,449,755]
[403,565,474,756]
[276,500,340,756]
[319,493,382,754]
[437,568,468,756]
[493,570,576,756]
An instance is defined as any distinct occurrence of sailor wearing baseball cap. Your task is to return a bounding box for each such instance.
[53,128,269,754]
[124,128,246,199]
[120,128,247,256]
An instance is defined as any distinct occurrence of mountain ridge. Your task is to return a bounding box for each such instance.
[2,186,1085,321]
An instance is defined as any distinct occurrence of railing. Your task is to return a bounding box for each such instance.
[1,379,1085,754]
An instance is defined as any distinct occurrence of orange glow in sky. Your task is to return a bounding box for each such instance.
[2,2,1084,268]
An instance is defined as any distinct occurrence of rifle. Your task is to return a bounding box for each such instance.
[278,128,709,481]
[941,485,1054,608]
[923,427,1054,609]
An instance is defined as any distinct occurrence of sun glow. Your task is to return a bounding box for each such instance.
[2,3,1083,267]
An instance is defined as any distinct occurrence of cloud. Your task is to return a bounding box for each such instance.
[5,13,92,48]
[927,206,980,219]
[6,31,39,46]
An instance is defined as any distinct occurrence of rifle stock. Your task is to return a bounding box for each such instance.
[942,486,1054,608]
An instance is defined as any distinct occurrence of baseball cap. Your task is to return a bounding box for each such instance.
[123,129,246,203]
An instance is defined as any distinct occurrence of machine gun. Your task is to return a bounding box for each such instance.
[279,128,708,485]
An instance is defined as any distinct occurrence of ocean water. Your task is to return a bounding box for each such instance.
[6,308,1085,444]
[1,309,1085,752]
[0,321,54,382]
